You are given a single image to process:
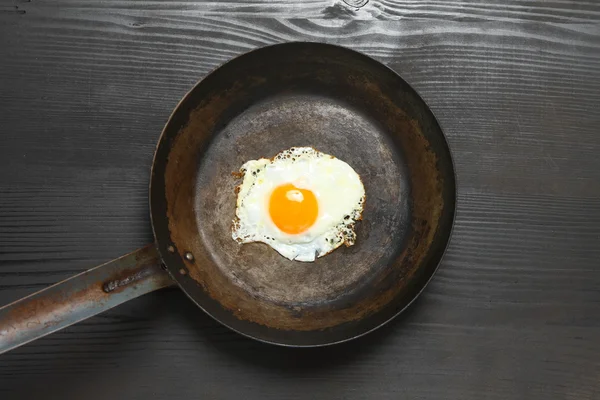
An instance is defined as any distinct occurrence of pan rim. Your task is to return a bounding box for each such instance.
[149,41,457,347]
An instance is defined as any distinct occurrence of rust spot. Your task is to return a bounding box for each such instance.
[103,269,151,293]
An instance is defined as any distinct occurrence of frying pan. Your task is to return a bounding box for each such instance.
[0,42,455,353]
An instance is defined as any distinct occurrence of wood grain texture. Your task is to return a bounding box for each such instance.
[8,0,600,22]
[1,1,600,399]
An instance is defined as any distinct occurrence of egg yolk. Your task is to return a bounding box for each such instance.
[269,183,318,234]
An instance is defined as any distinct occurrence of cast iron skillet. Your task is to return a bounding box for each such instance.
[0,42,456,353]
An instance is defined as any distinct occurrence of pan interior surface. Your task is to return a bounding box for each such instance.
[199,93,410,305]
[151,43,455,346]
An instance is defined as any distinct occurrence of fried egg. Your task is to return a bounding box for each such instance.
[232,147,365,262]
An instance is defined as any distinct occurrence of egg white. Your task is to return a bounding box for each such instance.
[232,147,365,262]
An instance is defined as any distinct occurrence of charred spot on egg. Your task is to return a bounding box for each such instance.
[231,147,366,262]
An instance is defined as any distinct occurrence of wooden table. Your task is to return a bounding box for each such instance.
[1,1,599,399]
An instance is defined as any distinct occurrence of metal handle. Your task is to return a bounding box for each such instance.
[0,244,175,354]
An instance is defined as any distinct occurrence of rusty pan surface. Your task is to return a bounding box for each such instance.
[150,43,456,346]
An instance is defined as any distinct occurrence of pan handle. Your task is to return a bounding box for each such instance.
[0,244,175,354]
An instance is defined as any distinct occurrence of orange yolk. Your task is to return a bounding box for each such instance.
[269,183,318,234]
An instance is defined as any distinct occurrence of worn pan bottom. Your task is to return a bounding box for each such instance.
[196,92,410,308]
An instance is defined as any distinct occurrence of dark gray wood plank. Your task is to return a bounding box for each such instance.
[1,3,600,400]
[7,0,600,22]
